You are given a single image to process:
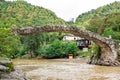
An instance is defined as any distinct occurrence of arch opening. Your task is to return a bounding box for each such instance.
[12,26,120,66]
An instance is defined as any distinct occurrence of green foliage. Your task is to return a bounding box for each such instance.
[76,1,120,40]
[0,61,14,72]
[37,40,66,58]
[84,16,103,33]
[76,1,120,26]
[92,45,101,59]
[1,0,120,59]
[21,34,44,54]
[45,40,64,58]
[4,62,14,72]
[0,0,66,28]
[103,28,120,40]
[65,42,79,55]
[118,51,120,62]
[16,32,65,58]
[37,40,79,59]
[77,49,92,58]
[0,0,66,58]
[0,54,7,60]
[0,28,20,58]
[77,44,101,59]
[102,14,120,39]
[16,46,26,58]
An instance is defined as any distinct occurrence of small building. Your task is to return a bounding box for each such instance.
[63,36,92,50]
[76,39,92,50]
[63,36,80,41]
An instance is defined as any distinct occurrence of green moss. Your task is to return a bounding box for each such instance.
[5,62,14,72]
[0,54,8,60]
[118,51,120,62]
[93,45,101,60]
[77,51,91,57]
[0,61,14,72]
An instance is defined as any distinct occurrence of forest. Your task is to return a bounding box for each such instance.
[0,0,120,59]
[75,1,120,39]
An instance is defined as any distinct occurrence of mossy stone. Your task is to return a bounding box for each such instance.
[0,60,14,72]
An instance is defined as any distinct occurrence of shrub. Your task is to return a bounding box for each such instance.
[37,40,79,59]
[16,46,27,58]
[65,42,79,57]
[45,40,66,58]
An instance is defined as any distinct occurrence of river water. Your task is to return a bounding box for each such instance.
[12,59,120,80]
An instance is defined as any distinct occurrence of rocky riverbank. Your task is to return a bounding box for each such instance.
[0,59,28,80]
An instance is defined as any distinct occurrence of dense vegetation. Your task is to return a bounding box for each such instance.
[0,0,70,58]
[36,40,79,59]
[75,1,120,40]
[1,0,120,59]
[0,0,66,28]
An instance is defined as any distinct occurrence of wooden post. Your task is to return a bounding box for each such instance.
[69,54,73,59]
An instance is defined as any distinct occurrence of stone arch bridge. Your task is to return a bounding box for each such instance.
[12,26,120,66]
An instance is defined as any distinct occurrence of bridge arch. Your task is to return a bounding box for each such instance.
[12,26,120,66]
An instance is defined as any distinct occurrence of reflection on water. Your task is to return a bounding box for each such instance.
[12,59,120,80]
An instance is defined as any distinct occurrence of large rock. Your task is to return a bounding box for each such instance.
[0,69,28,80]
[0,65,8,72]
[0,59,14,72]
[0,59,28,80]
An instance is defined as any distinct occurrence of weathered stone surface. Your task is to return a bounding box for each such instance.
[0,59,28,80]
[0,69,28,80]
[0,65,8,71]
[12,26,120,66]
[21,52,35,59]
[0,60,14,72]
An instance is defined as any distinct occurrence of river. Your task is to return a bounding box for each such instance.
[12,58,120,80]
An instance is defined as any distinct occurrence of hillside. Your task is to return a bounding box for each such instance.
[75,1,120,40]
[0,0,66,28]
[75,1,120,26]
[0,0,67,58]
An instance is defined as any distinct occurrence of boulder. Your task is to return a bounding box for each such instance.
[0,69,28,80]
[0,65,8,72]
[0,59,28,80]
[0,59,14,72]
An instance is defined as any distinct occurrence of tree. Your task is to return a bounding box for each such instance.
[0,0,66,58]
[85,16,103,33]
[0,28,20,58]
